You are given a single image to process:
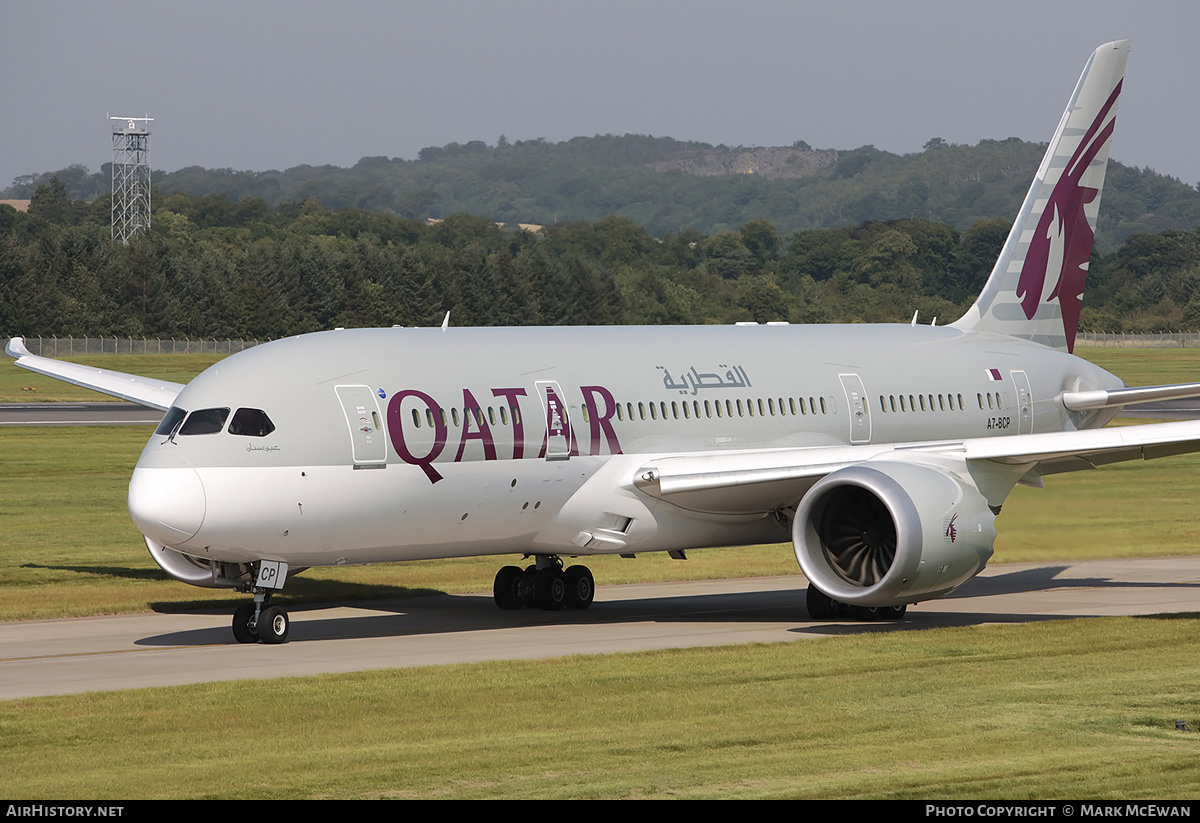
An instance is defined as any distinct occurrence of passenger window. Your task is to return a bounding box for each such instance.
[228,408,276,437]
[179,407,230,435]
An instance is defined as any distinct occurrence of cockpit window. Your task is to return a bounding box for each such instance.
[228,408,276,437]
[179,407,230,435]
[155,406,187,436]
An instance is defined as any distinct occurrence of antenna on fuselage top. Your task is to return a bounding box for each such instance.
[910,310,919,326]
[441,311,450,332]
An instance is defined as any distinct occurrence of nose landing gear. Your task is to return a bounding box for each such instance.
[227,560,291,644]
[231,591,291,644]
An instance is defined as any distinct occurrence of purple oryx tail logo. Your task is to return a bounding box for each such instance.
[1015,81,1121,353]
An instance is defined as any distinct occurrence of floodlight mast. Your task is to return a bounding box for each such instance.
[110,115,152,244]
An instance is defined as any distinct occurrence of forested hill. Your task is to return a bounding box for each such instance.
[7,134,1199,251]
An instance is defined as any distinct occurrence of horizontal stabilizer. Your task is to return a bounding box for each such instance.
[6,337,183,411]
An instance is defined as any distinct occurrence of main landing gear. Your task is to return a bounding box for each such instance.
[805,583,907,622]
[231,591,290,644]
[493,556,595,611]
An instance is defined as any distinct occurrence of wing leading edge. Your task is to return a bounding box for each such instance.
[6,337,183,411]
[634,418,1200,514]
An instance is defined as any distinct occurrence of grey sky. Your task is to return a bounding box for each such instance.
[3,0,1198,198]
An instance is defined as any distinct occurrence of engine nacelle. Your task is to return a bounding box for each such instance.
[144,537,220,588]
[792,461,996,607]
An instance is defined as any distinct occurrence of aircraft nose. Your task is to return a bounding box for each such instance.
[128,467,206,545]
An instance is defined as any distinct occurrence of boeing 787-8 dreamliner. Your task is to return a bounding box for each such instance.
[13,40,1200,644]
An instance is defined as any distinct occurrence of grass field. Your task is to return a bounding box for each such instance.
[3,347,1200,799]
[2,615,1199,798]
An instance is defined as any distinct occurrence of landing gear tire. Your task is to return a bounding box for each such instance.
[564,565,595,610]
[534,567,567,610]
[494,565,526,609]
[806,584,836,620]
[493,559,594,611]
[258,605,290,644]
[866,604,907,621]
[232,602,258,643]
[806,584,908,622]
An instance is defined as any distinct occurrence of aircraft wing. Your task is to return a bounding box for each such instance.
[6,337,184,411]
[957,418,1200,474]
[634,418,1200,513]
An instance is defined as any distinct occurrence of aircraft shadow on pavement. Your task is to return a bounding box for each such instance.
[134,567,1200,647]
[147,581,445,616]
[945,564,1200,598]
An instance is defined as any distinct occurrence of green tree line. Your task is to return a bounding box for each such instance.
[2,181,1199,339]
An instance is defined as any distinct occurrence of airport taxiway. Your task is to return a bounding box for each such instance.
[0,402,162,426]
[2,557,1198,700]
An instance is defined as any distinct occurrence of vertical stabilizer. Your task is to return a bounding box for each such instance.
[951,40,1129,352]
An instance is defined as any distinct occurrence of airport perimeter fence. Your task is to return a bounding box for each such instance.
[13,336,267,356]
[8,332,1200,356]
[1075,332,1200,348]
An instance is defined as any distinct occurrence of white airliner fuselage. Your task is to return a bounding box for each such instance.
[130,323,1120,571]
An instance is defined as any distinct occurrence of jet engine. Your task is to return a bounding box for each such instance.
[144,537,220,588]
[792,461,996,607]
